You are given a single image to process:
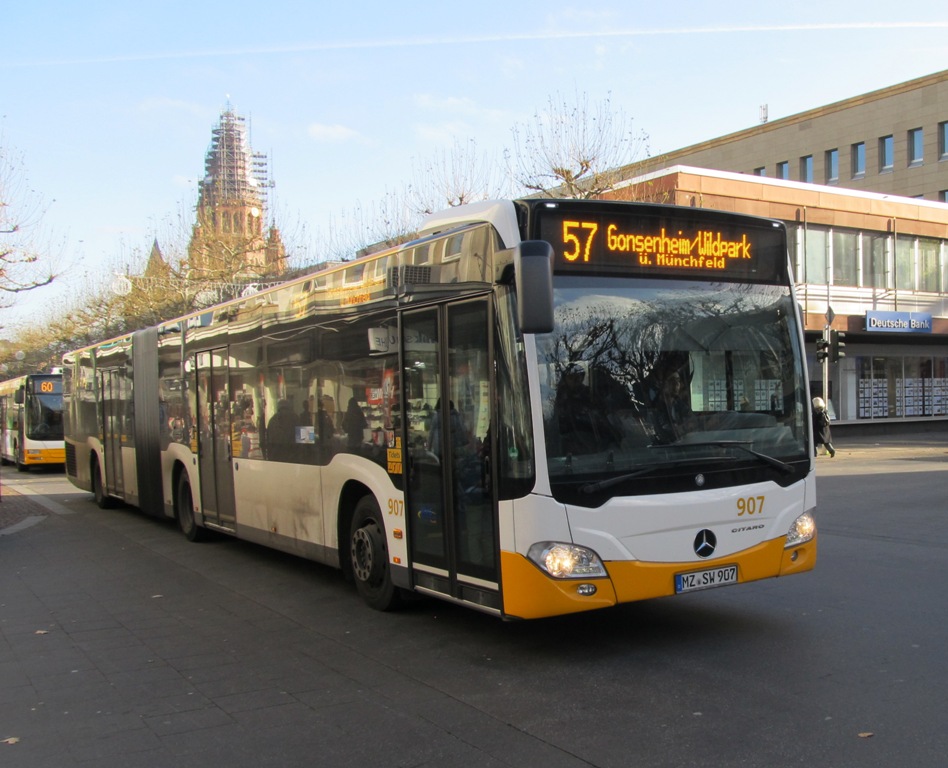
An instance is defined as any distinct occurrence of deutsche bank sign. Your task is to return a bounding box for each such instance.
[865,310,933,334]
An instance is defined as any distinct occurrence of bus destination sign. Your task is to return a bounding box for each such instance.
[535,208,785,281]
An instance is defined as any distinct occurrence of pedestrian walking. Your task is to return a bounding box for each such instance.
[811,396,836,457]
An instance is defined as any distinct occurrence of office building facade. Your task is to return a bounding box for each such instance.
[604,71,948,431]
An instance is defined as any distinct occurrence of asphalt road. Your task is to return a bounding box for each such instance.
[1,432,946,768]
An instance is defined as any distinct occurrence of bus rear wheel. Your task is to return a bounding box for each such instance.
[176,474,205,542]
[92,459,113,509]
[349,496,401,611]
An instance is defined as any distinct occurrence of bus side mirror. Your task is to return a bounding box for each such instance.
[514,240,554,334]
[14,386,25,405]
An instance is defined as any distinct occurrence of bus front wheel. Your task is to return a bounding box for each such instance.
[349,496,401,611]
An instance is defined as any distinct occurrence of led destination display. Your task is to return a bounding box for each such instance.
[535,206,787,282]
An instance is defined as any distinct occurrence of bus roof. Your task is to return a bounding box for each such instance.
[419,200,522,249]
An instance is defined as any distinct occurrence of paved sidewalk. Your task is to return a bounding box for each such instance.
[824,429,948,459]
[0,486,50,533]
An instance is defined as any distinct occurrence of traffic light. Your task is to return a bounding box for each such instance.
[830,330,846,363]
[816,336,830,363]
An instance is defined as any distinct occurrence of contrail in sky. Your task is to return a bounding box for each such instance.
[9,21,948,67]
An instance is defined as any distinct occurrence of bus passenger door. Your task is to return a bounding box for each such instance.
[403,299,499,609]
[100,370,125,497]
[195,349,237,530]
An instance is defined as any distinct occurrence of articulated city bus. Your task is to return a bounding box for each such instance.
[0,372,66,470]
[63,199,817,619]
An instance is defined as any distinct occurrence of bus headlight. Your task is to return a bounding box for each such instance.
[785,511,816,548]
[527,542,607,579]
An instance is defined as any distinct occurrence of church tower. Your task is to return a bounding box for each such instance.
[188,105,286,282]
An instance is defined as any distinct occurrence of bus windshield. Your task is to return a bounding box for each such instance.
[536,276,809,498]
[27,390,65,441]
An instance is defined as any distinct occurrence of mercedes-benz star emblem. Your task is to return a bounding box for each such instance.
[693,529,717,558]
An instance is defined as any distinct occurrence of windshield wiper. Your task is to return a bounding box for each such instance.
[669,440,794,475]
[578,460,694,494]
[577,441,795,495]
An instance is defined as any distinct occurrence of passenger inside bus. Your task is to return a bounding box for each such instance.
[649,369,696,444]
[266,399,297,462]
[553,364,620,455]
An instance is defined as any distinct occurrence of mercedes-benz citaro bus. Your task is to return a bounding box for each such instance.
[0,371,65,470]
[62,199,816,619]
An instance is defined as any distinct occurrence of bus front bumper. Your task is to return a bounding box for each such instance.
[500,535,817,620]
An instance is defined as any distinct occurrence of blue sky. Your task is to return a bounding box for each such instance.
[2,0,947,329]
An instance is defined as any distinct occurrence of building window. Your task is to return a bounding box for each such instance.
[832,229,857,286]
[940,122,948,160]
[919,237,940,292]
[851,142,866,178]
[825,149,839,183]
[800,155,813,183]
[908,128,924,166]
[862,232,889,289]
[804,226,827,284]
[753,166,766,176]
[940,190,948,203]
[776,161,789,180]
[880,135,894,172]
[895,235,914,290]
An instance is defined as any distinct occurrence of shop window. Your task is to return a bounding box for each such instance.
[857,356,948,420]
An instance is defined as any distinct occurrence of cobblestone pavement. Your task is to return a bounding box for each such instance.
[0,486,50,532]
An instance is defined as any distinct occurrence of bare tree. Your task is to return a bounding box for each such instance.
[0,141,58,310]
[406,137,510,216]
[312,190,420,264]
[506,91,650,199]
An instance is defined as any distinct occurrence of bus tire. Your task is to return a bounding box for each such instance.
[92,459,113,508]
[176,473,205,542]
[349,495,402,611]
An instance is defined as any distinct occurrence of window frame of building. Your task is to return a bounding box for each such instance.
[918,237,940,292]
[800,155,814,184]
[856,355,948,420]
[776,161,789,180]
[908,127,924,166]
[753,166,766,177]
[831,228,858,286]
[880,135,894,172]
[803,225,827,284]
[939,121,948,160]
[851,142,866,179]
[825,149,839,184]
[862,232,890,290]
[895,234,915,290]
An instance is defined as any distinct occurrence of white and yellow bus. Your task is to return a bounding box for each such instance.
[0,372,66,470]
[63,199,817,619]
